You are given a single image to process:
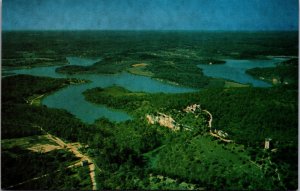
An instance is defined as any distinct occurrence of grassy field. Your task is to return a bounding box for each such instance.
[224,81,250,88]
[127,63,154,77]
[2,135,59,152]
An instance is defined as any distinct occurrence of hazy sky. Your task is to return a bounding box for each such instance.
[2,0,299,30]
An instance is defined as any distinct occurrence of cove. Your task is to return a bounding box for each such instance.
[10,57,195,123]
[198,57,287,87]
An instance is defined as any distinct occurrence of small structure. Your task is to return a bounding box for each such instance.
[216,130,228,138]
[264,138,272,149]
[184,104,201,113]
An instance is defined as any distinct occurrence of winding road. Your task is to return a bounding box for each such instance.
[202,109,233,143]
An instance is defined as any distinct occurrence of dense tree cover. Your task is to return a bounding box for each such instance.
[2,74,72,104]
[2,58,67,68]
[148,61,211,88]
[2,107,44,139]
[195,88,297,144]
[2,103,97,143]
[92,116,296,190]
[91,118,217,190]
[3,31,298,62]
[152,135,277,190]
[2,146,91,190]
[83,86,149,113]
[84,86,298,145]
[123,87,297,146]
[83,85,298,189]
[56,57,133,74]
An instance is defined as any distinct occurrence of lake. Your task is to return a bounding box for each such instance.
[10,57,195,123]
[10,56,283,123]
[198,57,287,87]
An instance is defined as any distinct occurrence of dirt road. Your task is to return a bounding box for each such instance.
[202,109,212,129]
[36,125,98,190]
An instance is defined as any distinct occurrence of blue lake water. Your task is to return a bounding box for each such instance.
[198,57,287,87]
[10,57,194,123]
[10,56,285,123]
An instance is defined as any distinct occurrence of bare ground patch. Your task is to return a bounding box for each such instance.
[132,63,148,67]
[28,144,61,153]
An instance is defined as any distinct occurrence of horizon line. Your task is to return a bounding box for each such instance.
[2,29,299,32]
